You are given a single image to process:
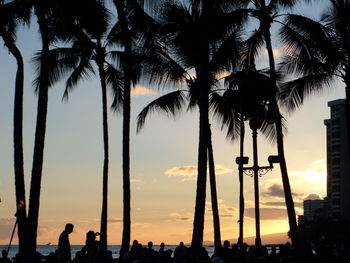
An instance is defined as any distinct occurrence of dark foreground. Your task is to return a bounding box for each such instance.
[2,239,350,263]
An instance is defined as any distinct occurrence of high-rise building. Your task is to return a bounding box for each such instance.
[324,99,350,220]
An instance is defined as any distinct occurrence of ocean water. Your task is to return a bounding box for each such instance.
[0,245,216,259]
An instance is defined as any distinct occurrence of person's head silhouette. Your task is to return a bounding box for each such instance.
[65,223,74,234]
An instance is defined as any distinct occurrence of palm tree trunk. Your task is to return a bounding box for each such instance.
[264,27,299,246]
[120,54,131,258]
[191,93,209,252]
[114,0,131,257]
[207,124,221,251]
[191,1,211,252]
[1,31,28,256]
[27,5,50,256]
[238,108,245,246]
[97,59,109,257]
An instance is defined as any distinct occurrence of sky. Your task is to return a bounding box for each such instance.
[0,1,343,246]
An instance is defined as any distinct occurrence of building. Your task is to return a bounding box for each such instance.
[324,99,350,221]
[303,199,325,221]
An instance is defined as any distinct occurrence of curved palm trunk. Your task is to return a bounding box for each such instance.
[114,0,131,257]
[96,59,109,257]
[263,26,299,246]
[207,124,221,251]
[1,31,28,256]
[27,5,50,256]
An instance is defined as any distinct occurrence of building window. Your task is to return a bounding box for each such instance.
[332,158,340,165]
[332,145,340,152]
[332,199,341,206]
[332,185,340,192]
[331,118,340,125]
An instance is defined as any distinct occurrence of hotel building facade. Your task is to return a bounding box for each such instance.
[324,99,350,221]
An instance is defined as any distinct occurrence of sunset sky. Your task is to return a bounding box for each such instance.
[0,2,342,246]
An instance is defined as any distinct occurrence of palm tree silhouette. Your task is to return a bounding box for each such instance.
[279,0,350,172]
[136,0,247,249]
[35,1,122,257]
[111,0,161,255]
[0,0,30,257]
[240,0,301,246]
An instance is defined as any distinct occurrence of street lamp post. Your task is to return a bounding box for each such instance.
[236,117,279,248]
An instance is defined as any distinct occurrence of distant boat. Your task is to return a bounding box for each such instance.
[45,242,51,246]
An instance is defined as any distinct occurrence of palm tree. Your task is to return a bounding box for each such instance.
[239,0,303,246]
[28,0,119,257]
[279,0,350,171]
[27,0,55,255]
[44,2,123,257]
[137,0,249,252]
[0,0,30,257]
[109,0,161,255]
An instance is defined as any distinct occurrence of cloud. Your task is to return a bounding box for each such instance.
[170,213,191,222]
[108,218,122,223]
[130,179,143,183]
[131,85,157,96]
[206,201,235,219]
[304,193,322,200]
[263,48,282,57]
[165,165,232,181]
[245,208,287,220]
[262,184,285,198]
[262,201,303,208]
[262,184,300,199]
[290,159,326,182]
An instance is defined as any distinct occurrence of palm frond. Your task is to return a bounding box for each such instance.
[63,52,95,100]
[240,26,264,69]
[105,62,124,112]
[136,90,187,133]
[278,73,335,112]
[210,92,240,141]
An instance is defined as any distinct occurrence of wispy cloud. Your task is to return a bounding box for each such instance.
[262,184,300,199]
[262,201,303,209]
[130,179,143,183]
[165,165,232,181]
[108,218,122,223]
[131,84,157,96]
[170,213,191,222]
[206,200,235,219]
[263,48,282,57]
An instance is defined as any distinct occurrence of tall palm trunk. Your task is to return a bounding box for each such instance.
[96,57,109,257]
[120,53,131,257]
[1,31,28,256]
[263,25,299,246]
[191,91,209,252]
[238,105,245,246]
[191,1,211,252]
[207,124,221,251]
[114,0,131,256]
[27,4,50,256]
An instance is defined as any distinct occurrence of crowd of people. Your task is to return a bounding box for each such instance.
[1,223,350,263]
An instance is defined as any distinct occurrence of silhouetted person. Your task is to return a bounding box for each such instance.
[85,230,100,263]
[0,250,12,263]
[174,241,187,262]
[58,223,74,263]
[159,242,165,253]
